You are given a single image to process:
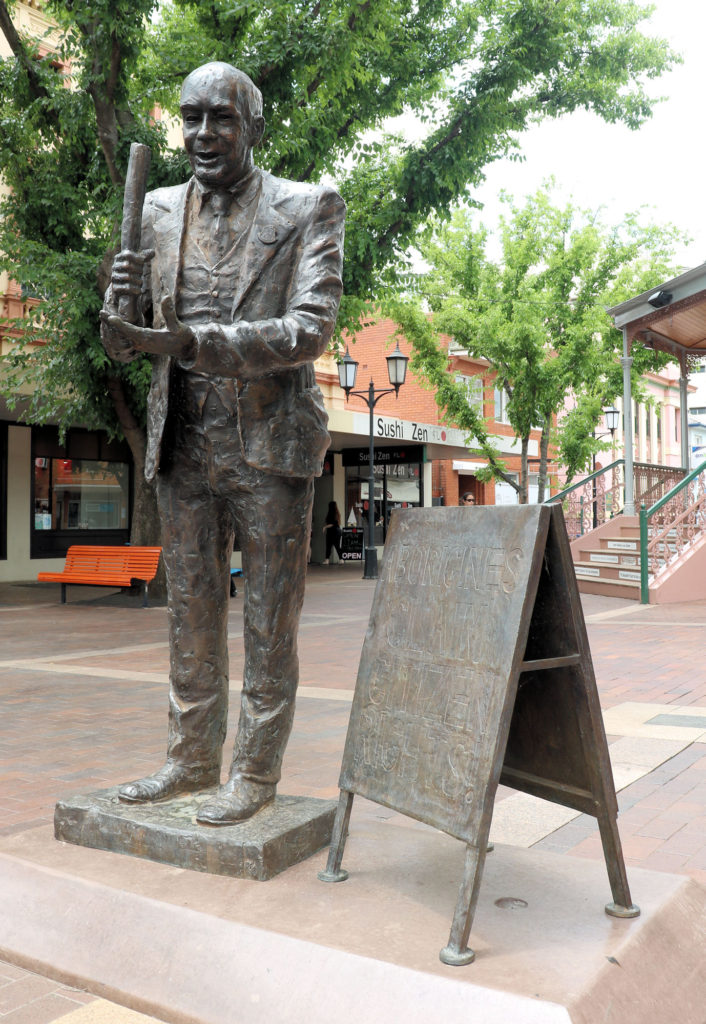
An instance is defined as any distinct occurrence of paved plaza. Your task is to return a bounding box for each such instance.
[0,566,705,1021]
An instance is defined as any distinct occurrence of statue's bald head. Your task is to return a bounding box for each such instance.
[180,62,265,188]
[181,62,263,122]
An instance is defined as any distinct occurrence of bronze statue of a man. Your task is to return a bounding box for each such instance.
[100,62,345,824]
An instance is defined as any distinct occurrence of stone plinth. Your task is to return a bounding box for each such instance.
[4,821,705,1023]
[54,788,336,880]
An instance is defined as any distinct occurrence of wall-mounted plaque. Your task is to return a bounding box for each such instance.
[319,504,638,965]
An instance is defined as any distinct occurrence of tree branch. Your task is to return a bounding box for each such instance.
[85,32,131,186]
[348,1,371,33]
[0,0,60,127]
[88,84,124,186]
[0,0,48,95]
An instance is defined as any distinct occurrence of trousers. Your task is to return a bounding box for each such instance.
[157,383,314,785]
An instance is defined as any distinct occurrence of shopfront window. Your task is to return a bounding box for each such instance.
[343,446,424,544]
[34,458,129,531]
[31,426,132,558]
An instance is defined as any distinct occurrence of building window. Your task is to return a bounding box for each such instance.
[455,374,484,413]
[494,386,511,425]
[31,426,132,558]
[495,473,540,505]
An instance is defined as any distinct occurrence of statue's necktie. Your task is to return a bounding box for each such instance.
[206,191,234,264]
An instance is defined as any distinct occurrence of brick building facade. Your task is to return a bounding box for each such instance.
[314,317,547,518]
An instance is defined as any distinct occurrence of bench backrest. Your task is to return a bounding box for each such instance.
[63,545,162,581]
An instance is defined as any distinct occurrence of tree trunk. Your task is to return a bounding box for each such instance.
[130,467,160,545]
[128,448,167,600]
[519,436,529,503]
[106,372,166,597]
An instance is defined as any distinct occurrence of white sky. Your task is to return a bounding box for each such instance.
[471,0,706,268]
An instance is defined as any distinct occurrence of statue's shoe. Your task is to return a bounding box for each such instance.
[196,777,275,825]
[118,763,220,803]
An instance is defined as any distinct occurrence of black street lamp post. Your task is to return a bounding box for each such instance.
[338,343,409,579]
[592,405,620,529]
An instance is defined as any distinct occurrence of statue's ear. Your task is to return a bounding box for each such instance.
[251,116,265,147]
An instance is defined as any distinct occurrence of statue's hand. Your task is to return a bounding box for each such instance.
[101,247,156,362]
[109,248,155,304]
[100,315,138,363]
[100,296,195,360]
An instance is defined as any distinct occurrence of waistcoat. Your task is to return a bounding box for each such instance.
[174,186,259,424]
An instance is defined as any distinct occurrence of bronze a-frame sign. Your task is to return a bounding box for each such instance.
[319,504,639,965]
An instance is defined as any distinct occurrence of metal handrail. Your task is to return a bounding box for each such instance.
[547,460,686,543]
[545,461,624,539]
[545,460,623,504]
[639,459,706,603]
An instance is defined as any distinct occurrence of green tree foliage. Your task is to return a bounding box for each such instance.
[393,186,687,501]
[0,0,677,533]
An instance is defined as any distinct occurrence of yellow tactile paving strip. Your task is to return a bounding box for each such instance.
[55,1001,160,1022]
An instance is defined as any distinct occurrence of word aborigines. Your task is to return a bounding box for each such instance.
[382,542,524,595]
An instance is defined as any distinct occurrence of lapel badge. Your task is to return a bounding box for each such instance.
[257,225,278,245]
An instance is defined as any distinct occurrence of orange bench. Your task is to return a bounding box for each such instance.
[38,545,162,606]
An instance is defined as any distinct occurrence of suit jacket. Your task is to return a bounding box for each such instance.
[110,168,345,482]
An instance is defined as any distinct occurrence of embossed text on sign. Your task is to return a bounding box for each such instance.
[339,506,544,844]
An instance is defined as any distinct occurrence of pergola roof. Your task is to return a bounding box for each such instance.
[607,262,706,360]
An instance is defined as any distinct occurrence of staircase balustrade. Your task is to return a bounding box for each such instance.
[634,463,687,509]
[639,461,706,603]
[547,461,687,543]
[546,461,623,541]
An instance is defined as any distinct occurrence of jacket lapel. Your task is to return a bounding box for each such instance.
[152,181,192,317]
[230,174,296,314]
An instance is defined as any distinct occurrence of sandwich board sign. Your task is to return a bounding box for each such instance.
[319,504,638,964]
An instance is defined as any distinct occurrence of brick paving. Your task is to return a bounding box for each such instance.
[0,567,705,1020]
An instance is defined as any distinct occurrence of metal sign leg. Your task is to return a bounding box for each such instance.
[596,810,640,918]
[318,790,354,883]
[439,843,487,966]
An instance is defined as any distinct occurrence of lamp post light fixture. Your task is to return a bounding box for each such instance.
[603,405,619,438]
[337,342,409,579]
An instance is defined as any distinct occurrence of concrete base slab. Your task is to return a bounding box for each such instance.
[1,818,705,1023]
[54,788,336,880]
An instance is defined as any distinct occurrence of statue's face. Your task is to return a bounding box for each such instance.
[180,68,261,189]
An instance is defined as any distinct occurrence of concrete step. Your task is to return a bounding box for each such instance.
[574,561,642,584]
[580,549,640,567]
[575,574,640,600]
[612,524,640,539]
[604,538,639,551]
